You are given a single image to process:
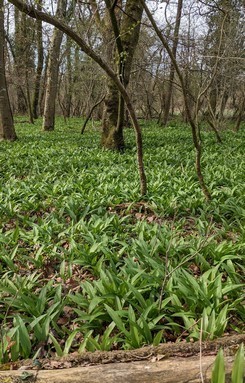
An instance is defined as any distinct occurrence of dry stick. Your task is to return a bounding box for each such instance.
[81,94,105,134]
[8,0,147,196]
[200,317,205,383]
[206,98,222,143]
[140,0,211,201]
[175,318,201,343]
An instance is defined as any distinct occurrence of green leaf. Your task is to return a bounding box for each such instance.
[78,330,94,353]
[63,330,80,355]
[104,305,129,337]
[211,349,225,383]
[14,317,32,358]
[153,330,163,346]
[231,343,244,383]
[49,333,63,357]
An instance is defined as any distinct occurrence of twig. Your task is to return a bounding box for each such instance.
[200,317,205,383]
[81,94,105,134]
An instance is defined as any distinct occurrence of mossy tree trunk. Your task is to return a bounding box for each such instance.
[101,0,143,150]
[101,78,124,149]
[0,0,17,141]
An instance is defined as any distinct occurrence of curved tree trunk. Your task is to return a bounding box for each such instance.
[0,0,17,141]
[42,0,66,131]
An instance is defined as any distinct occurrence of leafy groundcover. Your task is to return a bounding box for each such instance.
[0,119,244,365]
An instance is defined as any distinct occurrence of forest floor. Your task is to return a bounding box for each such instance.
[0,118,244,370]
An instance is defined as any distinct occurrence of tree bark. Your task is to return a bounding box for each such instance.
[101,0,143,150]
[42,0,66,131]
[234,95,245,132]
[14,8,28,115]
[0,0,17,141]
[32,0,44,119]
[161,0,183,126]
[100,4,124,150]
[64,36,72,119]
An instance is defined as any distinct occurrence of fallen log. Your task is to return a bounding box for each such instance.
[0,334,244,383]
[0,354,243,383]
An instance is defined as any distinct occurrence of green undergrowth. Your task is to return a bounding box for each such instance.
[0,118,244,363]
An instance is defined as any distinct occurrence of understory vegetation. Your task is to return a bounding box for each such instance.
[0,119,244,363]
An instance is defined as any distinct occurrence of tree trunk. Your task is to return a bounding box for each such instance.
[100,6,124,150]
[25,66,34,124]
[234,95,245,132]
[101,78,124,150]
[42,0,66,131]
[63,36,72,119]
[161,0,183,126]
[32,0,44,119]
[0,0,17,140]
[14,9,28,115]
[101,0,143,150]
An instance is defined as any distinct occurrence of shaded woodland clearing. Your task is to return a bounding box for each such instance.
[0,120,244,369]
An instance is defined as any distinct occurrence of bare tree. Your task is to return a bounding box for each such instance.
[140,0,211,200]
[32,0,44,119]
[0,0,17,140]
[203,0,244,131]
[42,0,67,131]
[161,0,183,126]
